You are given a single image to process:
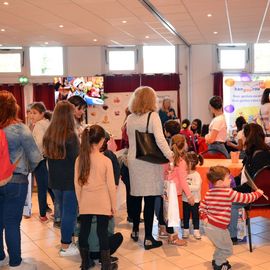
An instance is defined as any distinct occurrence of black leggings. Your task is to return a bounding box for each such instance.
[131,195,157,239]
[79,215,109,250]
[183,202,200,230]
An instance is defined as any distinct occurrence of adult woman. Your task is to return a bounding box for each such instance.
[0,91,42,269]
[127,86,173,250]
[43,101,80,256]
[259,88,270,145]
[158,98,176,126]
[228,123,270,244]
[205,96,229,158]
[68,95,87,137]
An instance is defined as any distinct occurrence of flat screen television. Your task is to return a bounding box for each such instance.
[54,76,105,105]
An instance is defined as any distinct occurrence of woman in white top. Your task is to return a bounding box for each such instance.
[30,102,53,222]
[205,96,229,158]
[259,88,270,145]
[127,86,174,250]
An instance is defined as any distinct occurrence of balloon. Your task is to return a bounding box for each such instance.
[240,73,252,82]
[224,104,235,113]
[225,78,235,87]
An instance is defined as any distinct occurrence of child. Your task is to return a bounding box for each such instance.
[200,166,263,270]
[30,102,54,222]
[162,134,195,245]
[157,120,180,238]
[180,119,197,152]
[74,125,117,270]
[182,151,204,240]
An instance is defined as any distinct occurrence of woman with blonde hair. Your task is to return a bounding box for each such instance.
[127,86,173,250]
[0,90,41,269]
[158,98,176,126]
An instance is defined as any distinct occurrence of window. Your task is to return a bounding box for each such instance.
[107,49,135,71]
[29,47,63,76]
[143,46,175,73]
[217,44,248,71]
[0,48,22,73]
[254,43,270,73]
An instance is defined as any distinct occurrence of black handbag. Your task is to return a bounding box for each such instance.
[135,112,169,164]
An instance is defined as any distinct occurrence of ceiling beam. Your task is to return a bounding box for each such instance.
[138,0,191,47]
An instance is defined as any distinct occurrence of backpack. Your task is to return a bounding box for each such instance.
[0,130,16,186]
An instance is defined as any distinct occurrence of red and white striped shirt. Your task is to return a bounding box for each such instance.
[199,188,262,229]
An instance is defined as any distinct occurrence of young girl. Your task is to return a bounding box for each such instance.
[182,151,203,240]
[43,101,80,257]
[30,102,54,222]
[74,125,117,270]
[162,134,195,245]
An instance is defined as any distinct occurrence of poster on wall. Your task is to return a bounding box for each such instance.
[87,90,178,139]
[223,73,270,132]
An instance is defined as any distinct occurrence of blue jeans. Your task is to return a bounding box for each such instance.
[53,189,77,244]
[228,202,246,238]
[34,160,49,217]
[0,182,28,266]
[208,143,230,158]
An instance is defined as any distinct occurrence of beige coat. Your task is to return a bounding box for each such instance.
[74,152,116,216]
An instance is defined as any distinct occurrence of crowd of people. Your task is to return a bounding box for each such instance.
[1,86,270,270]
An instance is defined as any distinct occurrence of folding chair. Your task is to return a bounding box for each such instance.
[245,165,270,252]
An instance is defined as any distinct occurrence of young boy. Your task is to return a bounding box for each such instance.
[164,119,180,144]
[199,166,263,270]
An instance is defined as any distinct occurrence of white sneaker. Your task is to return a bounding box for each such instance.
[9,261,37,269]
[194,229,201,240]
[183,229,189,239]
[0,256,8,266]
[59,243,79,257]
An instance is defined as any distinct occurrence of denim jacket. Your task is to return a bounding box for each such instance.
[4,123,42,184]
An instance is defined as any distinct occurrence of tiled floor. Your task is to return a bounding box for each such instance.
[3,193,270,270]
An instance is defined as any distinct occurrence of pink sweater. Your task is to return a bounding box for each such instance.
[164,159,192,197]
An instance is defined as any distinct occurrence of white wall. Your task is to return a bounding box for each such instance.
[189,44,215,125]
[0,44,216,124]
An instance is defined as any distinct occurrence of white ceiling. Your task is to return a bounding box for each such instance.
[0,0,270,47]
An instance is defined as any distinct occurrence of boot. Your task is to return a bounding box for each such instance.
[100,250,118,270]
[79,247,95,270]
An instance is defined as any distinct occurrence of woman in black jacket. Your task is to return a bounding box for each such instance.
[228,123,270,244]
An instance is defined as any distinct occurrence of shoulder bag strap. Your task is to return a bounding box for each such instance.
[146,112,152,133]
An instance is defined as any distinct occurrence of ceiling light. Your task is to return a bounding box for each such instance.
[0,44,2,46]
[1,29,5,32]
[59,25,64,28]
[3,2,8,5]
[207,14,212,17]
[145,35,149,39]
[122,20,127,24]
[93,39,97,42]
[213,31,218,34]
[44,42,49,45]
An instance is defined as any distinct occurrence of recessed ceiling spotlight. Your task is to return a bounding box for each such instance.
[59,25,64,28]
[93,39,98,42]
[1,28,5,32]
[207,14,212,17]
[0,44,2,46]
[122,20,127,24]
[268,40,270,42]
[145,35,149,39]
[213,31,218,34]
[44,42,49,45]
[3,2,9,5]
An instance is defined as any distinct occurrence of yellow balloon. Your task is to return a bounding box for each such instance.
[225,78,235,87]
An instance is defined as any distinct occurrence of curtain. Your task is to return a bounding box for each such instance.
[213,72,223,98]
[0,84,25,122]
[104,74,140,92]
[33,83,55,111]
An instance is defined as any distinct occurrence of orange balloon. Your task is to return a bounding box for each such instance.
[225,78,235,87]
[264,80,270,88]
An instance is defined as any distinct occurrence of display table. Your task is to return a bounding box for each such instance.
[196,158,243,198]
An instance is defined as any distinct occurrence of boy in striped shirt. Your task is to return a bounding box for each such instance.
[199,166,263,270]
